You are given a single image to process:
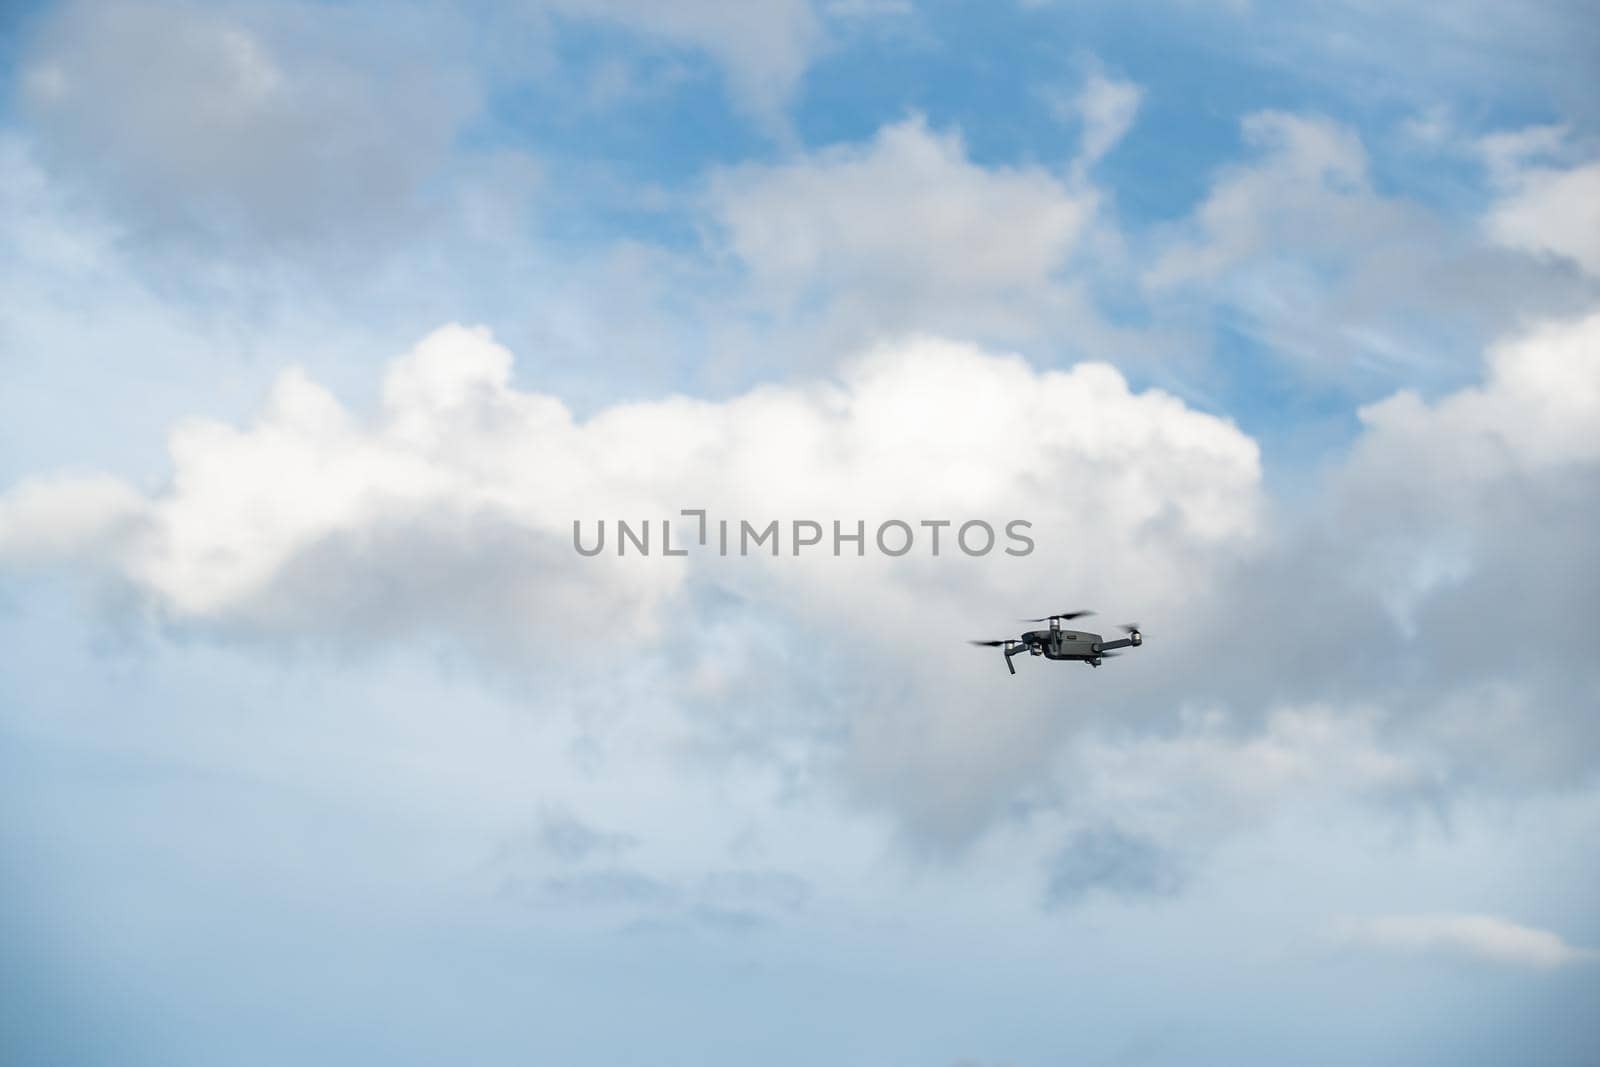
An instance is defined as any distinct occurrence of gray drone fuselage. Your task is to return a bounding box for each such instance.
[1020,627,1111,661]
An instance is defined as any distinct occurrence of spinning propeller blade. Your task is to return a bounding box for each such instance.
[1118,623,1141,634]
[1023,610,1094,622]
[969,640,1011,647]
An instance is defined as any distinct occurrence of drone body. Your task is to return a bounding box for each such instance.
[971,611,1142,675]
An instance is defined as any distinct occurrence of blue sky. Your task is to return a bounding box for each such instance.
[2,2,1599,1065]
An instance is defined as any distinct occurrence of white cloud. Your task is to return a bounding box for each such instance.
[1203,305,1600,792]
[1145,111,1597,386]
[1067,71,1143,168]
[0,322,1262,842]
[1017,700,1445,899]
[1476,123,1573,181]
[21,0,479,249]
[1033,289,1600,847]
[0,474,148,564]
[1353,309,1600,472]
[1147,111,1370,289]
[1476,125,1599,279]
[1336,914,1599,969]
[536,0,823,128]
[0,323,1259,635]
[1486,160,1600,278]
[708,115,1096,335]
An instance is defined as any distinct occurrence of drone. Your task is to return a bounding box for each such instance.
[970,611,1142,675]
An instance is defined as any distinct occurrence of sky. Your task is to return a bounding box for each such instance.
[1,1,1598,1064]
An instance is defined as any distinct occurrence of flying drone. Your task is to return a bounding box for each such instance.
[970,611,1142,675]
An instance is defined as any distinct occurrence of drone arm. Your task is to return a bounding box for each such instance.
[1098,637,1134,652]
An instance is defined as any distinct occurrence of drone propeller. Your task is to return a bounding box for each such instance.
[969,639,1013,648]
[1099,650,1121,658]
[1118,623,1142,634]
[1023,610,1094,622]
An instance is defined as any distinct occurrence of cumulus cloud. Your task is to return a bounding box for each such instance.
[20,0,479,251]
[952,305,1600,866]
[1335,914,1599,969]
[1147,111,1371,289]
[0,474,147,564]
[0,322,1262,843]
[707,115,1099,341]
[1333,308,1600,666]
[1481,129,1600,276]
[536,0,822,128]
[1351,309,1600,471]
[0,324,1257,640]
[1177,306,1600,799]
[1146,112,1597,388]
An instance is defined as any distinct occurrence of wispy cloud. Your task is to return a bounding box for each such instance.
[1335,914,1600,969]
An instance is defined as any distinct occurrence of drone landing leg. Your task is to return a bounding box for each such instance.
[1005,649,1017,675]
